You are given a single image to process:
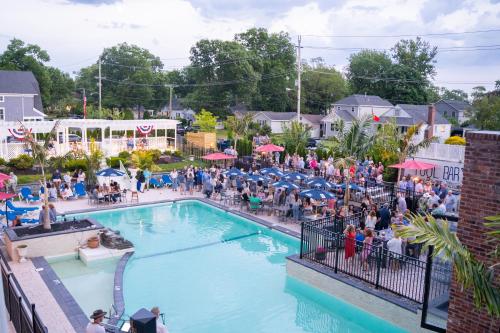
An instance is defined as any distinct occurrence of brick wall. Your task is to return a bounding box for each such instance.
[446,131,500,333]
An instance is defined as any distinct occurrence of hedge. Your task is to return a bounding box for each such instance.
[7,154,34,170]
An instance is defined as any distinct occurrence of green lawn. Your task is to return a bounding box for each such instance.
[156,160,206,172]
[216,129,228,140]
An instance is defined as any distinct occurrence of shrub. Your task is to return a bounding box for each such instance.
[64,159,88,172]
[444,136,466,146]
[172,150,182,158]
[8,154,34,170]
[0,157,7,166]
[107,157,127,168]
[148,149,162,162]
[118,151,131,159]
[236,139,252,156]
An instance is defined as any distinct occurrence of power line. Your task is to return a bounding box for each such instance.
[301,28,500,38]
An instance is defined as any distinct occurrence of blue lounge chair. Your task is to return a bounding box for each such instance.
[0,210,23,221]
[162,174,173,187]
[19,187,40,203]
[74,183,87,198]
[149,178,163,188]
[6,200,39,213]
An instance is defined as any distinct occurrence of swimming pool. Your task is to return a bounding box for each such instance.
[52,201,407,333]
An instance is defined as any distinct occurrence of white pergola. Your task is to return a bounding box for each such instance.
[0,118,178,160]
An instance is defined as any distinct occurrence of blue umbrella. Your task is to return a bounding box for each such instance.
[282,172,308,181]
[96,168,125,177]
[225,168,246,177]
[260,167,284,177]
[299,189,335,200]
[339,183,362,191]
[246,174,270,183]
[272,181,300,190]
[306,177,334,189]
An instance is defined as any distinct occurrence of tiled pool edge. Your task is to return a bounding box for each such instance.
[108,251,134,326]
[31,256,89,333]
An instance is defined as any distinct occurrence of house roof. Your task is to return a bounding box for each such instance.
[0,70,44,113]
[321,109,356,123]
[436,99,471,112]
[259,112,296,121]
[334,94,393,107]
[396,104,449,125]
[301,114,323,125]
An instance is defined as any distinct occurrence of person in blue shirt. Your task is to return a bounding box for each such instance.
[355,228,365,253]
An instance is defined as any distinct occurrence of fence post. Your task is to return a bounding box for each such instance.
[421,246,434,325]
[32,303,36,333]
[18,296,23,333]
[375,245,382,289]
[299,222,304,259]
[7,273,12,319]
[334,233,340,274]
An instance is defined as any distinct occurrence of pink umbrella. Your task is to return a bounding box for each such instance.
[202,152,237,161]
[0,193,16,200]
[389,160,436,170]
[255,144,284,153]
[0,173,10,182]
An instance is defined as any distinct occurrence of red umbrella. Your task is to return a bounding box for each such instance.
[255,144,285,153]
[0,192,16,200]
[0,173,11,182]
[202,152,237,161]
[389,160,436,170]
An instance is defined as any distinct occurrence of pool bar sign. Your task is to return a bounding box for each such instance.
[404,157,463,185]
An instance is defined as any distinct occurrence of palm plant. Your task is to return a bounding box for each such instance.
[131,150,160,171]
[398,214,500,316]
[281,120,311,155]
[224,113,253,148]
[322,115,373,206]
[21,122,59,230]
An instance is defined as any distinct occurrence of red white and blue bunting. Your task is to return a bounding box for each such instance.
[136,125,154,136]
[8,128,32,140]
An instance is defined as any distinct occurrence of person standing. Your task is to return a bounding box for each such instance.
[362,229,374,271]
[86,309,106,333]
[8,172,18,193]
[377,204,391,230]
[344,224,356,261]
[387,234,403,271]
[170,169,178,191]
[143,168,151,191]
[150,307,169,333]
[138,171,146,193]
[49,204,57,223]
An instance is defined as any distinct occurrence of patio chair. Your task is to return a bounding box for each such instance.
[249,199,262,215]
[6,200,39,214]
[19,187,40,203]
[74,183,87,198]
[0,210,24,221]
[161,174,173,188]
[150,178,164,189]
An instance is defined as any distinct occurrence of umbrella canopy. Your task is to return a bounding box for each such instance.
[282,172,308,181]
[96,168,125,177]
[389,160,436,170]
[255,144,285,153]
[260,167,284,177]
[0,173,11,182]
[224,168,246,177]
[272,181,300,190]
[246,174,270,183]
[300,189,335,200]
[0,193,16,200]
[332,183,362,191]
[306,177,334,189]
[202,152,236,161]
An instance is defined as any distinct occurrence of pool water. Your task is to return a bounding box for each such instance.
[55,201,407,333]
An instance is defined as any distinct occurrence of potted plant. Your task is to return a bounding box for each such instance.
[16,244,28,263]
[314,246,327,260]
[87,236,100,249]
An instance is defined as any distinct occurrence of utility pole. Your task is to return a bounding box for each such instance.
[296,35,302,122]
[165,84,174,118]
[98,58,102,117]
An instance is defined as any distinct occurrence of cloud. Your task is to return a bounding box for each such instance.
[66,0,121,4]
[96,21,145,29]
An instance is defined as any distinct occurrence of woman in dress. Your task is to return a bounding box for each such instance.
[362,229,374,271]
[365,210,377,230]
[344,224,356,261]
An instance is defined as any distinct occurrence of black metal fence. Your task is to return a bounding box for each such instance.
[1,253,48,333]
[300,220,452,304]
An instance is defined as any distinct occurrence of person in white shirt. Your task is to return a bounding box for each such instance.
[365,211,377,230]
[61,184,74,200]
[387,235,403,270]
[414,180,424,194]
[86,309,106,333]
[151,307,169,333]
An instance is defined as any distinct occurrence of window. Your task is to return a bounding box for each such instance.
[337,106,340,111]
[330,122,341,132]
[443,111,447,117]
[451,111,456,118]
[0,96,4,102]
[0,107,4,121]
[351,107,355,112]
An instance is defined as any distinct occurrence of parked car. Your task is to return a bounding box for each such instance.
[307,138,320,149]
[217,139,232,151]
[68,134,82,142]
[176,124,185,135]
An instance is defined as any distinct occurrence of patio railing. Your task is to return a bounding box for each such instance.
[0,252,48,333]
[299,220,452,303]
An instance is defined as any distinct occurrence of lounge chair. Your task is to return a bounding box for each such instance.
[0,210,24,221]
[19,187,40,203]
[6,200,39,213]
[150,178,164,188]
[161,174,173,188]
[74,183,87,198]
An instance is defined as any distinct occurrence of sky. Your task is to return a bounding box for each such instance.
[1,0,499,94]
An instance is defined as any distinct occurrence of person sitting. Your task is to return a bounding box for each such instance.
[150,307,169,333]
[61,184,75,200]
[49,203,57,222]
[47,183,58,201]
[86,309,106,333]
[10,216,22,228]
[431,202,446,216]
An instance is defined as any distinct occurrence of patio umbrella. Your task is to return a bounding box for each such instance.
[306,177,334,189]
[96,168,125,177]
[255,144,284,153]
[225,168,246,177]
[282,172,308,181]
[332,183,362,191]
[299,189,335,200]
[0,173,11,182]
[260,167,284,177]
[0,193,16,201]
[246,175,270,183]
[202,152,236,161]
[271,181,300,190]
[389,160,436,170]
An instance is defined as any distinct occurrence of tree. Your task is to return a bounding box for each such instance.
[0,38,52,105]
[281,121,311,156]
[302,61,348,114]
[468,95,500,130]
[131,150,160,171]
[45,67,75,114]
[438,87,468,102]
[398,214,500,316]
[21,122,59,230]
[471,86,487,101]
[224,113,253,149]
[194,109,217,132]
